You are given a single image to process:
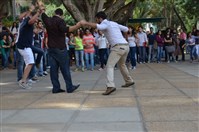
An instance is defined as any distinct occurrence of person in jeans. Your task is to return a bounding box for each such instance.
[179,29,187,61]
[156,30,164,63]
[40,6,81,93]
[137,26,148,63]
[83,28,95,71]
[74,29,85,72]
[80,11,134,95]
[147,27,156,63]
[128,26,138,70]
[96,30,109,71]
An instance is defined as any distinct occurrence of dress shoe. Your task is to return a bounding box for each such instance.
[52,89,65,94]
[102,87,116,95]
[121,82,135,87]
[68,84,80,93]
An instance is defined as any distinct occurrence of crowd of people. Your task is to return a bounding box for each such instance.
[0,3,198,95]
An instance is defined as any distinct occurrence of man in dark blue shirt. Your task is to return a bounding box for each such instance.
[147,27,156,62]
[16,7,42,89]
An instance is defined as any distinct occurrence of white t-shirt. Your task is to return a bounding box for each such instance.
[128,36,136,47]
[97,34,108,49]
[96,19,128,46]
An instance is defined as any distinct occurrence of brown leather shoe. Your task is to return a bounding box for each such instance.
[102,87,116,95]
[121,82,135,87]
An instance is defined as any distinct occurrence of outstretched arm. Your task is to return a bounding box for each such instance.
[69,22,82,32]
[80,20,97,29]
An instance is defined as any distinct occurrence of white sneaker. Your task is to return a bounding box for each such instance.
[132,67,136,70]
[18,80,32,89]
[27,79,37,85]
[98,68,104,71]
[43,71,48,75]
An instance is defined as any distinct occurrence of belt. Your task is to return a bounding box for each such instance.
[112,44,128,48]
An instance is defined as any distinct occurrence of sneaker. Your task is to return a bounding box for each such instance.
[98,68,104,71]
[28,79,37,84]
[81,67,84,72]
[132,67,136,70]
[31,76,38,81]
[18,80,32,89]
[43,71,48,75]
[167,61,170,63]
[74,68,79,72]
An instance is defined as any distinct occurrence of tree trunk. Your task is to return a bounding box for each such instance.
[0,1,9,19]
[61,0,136,24]
[173,6,187,31]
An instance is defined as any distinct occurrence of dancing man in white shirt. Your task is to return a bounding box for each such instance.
[80,11,134,95]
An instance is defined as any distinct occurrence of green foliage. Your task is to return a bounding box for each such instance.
[45,3,75,25]
[2,17,14,28]
[133,0,197,31]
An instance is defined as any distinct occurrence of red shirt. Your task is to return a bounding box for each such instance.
[83,34,95,53]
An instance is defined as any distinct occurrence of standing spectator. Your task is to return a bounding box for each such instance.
[33,20,45,76]
[96,30,109,71]
[40,6,80,93]
[192,30,199,61]
[186,32,195,62]
[68,32,76,66]
[164,31,176,63]
[10,22,18,35]
[0,34,10,69]
[156,30,164,63]
[172,29,180,61]
[147,27,156,63]
[128,26,138,70]
[74,29,85,72]
[92,28,100,65]
[179,29,187,61]
[83,28,95,71]
[137,26,148,63]
[80,11,134,95]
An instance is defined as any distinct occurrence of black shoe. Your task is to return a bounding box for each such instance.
[68,84,80,93]
[102,87,116,95]
[52,89,65,94]
[121,82,135,87]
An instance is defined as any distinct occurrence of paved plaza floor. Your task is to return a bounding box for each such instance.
[0,61,198,132]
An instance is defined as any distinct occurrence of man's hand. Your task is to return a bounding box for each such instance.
[29,4,35,12]
[36,0,45,13]
[80,20,87,26]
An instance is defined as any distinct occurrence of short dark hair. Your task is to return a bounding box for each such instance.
[55,8,63,16]
[95,11,107,19]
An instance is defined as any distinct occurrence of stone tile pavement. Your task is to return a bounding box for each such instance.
[0,61,198,132]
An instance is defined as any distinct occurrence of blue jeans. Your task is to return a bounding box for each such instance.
[31,46,44,65]
[138,46,146,63]
[48,48,74,92]
[148,45,154,61]
[99,48,108,68]
[129,47,137,67]
[75,50,84,68]
[157,46,163,62]
[189,45,195,60]
[84,52,94,70]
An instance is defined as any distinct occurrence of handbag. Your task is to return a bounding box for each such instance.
[166,45,175,53]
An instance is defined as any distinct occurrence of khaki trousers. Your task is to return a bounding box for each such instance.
[106,44,134,87]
